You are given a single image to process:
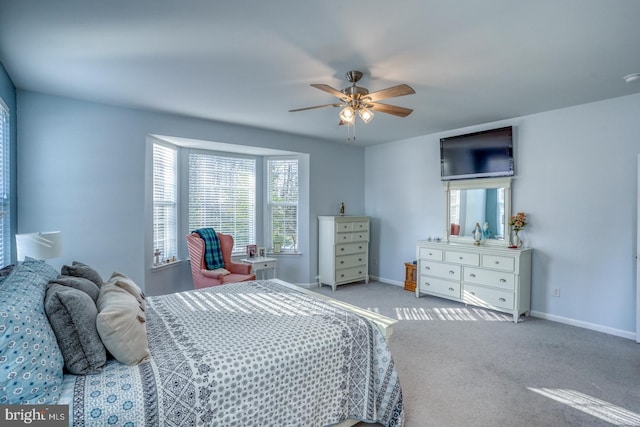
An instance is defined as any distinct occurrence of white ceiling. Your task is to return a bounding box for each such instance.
[1,0,639,146]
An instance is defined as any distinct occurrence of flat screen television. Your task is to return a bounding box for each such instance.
[440,126,514,181]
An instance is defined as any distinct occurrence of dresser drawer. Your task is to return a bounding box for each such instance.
[445,251,480,266]
[336,242,367,256]
[418,247,443,261]
[336,230,368,243]
[420,276,461,299]
[336,253,367,268]
[336,220,369,233]
[335,265,367,283]
[421,261,461,280]
[464,267,515,291]
[336,232,355,243]
[482,254,515,272]
[464,284,514,310]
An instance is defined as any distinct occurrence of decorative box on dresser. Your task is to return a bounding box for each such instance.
[416,241,532,322]
[318,216,370,291]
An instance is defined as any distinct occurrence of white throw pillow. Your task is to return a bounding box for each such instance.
[108,271,145,305]
[96,282,150,365]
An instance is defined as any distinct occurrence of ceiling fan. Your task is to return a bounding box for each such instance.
[289,70,415,125]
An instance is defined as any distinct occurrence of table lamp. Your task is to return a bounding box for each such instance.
[15,231,63,261]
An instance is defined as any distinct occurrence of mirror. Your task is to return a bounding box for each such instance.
[444,177,512,246]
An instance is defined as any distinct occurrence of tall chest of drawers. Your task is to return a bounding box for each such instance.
[416,241,532,322]
[318,216,370,291]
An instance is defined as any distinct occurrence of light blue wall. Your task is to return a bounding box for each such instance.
[16,90,365,294]
[366,93,640,338]
[0,62,17,262]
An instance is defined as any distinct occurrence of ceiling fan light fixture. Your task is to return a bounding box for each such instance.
[358,107,374,123]
[339,106,355,123]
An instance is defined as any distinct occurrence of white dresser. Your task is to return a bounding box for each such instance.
[415,241,532,322]
[318,216,370,291]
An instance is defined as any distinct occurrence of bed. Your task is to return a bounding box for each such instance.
[54,278,404,426]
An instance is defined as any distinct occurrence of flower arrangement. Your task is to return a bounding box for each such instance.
[508,212,527,232]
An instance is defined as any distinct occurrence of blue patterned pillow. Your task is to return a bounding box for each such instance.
[22,257,60,281]
[0,264,64,404]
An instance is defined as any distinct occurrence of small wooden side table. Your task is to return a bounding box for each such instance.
[404,262,417,292]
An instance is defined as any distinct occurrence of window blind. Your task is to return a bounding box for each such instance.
[267,158,298,251]
[189,153,256,253]
[153,143,178,262]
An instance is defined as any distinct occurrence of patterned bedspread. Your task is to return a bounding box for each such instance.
[61,280,404,426]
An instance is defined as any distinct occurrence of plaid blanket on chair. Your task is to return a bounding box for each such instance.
[193,228,225,270]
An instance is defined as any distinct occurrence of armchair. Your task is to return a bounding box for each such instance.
[186,232,255,289]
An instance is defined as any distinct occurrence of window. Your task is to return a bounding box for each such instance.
[0,99,9,266]
[449,189,460,226]
[267,158,298,251]
[189,153,256,253]
[152,143,178,263]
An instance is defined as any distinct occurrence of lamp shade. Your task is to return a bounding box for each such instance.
[16,231,63,261]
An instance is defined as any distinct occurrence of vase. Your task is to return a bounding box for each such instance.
[513,231,522,248]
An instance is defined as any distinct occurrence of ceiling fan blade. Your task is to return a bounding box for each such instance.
[369,103,413,117]
[365,84,415,102]
[311,84,350,100]
[289,103,342,112]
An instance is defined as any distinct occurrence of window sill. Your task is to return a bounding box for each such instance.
[152,259,182,271]
[267,251,302,256]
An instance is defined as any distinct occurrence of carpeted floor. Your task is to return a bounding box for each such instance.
[314,281,640,427]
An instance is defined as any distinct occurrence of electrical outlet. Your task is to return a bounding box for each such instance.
[552,288,560,297]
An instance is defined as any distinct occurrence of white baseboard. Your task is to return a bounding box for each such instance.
[370,275,404,287]
[529,310,636,341]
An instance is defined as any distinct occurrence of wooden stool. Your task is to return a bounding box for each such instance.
[404,262,417,292]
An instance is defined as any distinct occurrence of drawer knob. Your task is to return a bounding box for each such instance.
[340,274,345,278]
[340,248,344,251]
[499,298,506,302]
[425,266,430,270]
[359,246,363,249]
[500,278,506,283]
[358,271,362,274]
[449,270,455,275]
[469,273,476,278]
[448,287,454,292]
[459,256,463,260]
[495,261,500,264]
[425,282,431,286]
[340,260,344,264]
[428,252,433,256]
[358,258,362,262]
[469,291,475,296]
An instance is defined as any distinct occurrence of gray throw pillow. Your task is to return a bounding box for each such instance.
[44,283,107,375]
[49,275,100,302]
[61,261,103,288]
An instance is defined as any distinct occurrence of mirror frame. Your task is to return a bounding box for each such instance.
[444,177,512,246]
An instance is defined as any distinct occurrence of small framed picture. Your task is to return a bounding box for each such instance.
[246,244,257,258]
[258,247,266,258]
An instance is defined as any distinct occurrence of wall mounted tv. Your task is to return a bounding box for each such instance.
[440,126,514,181]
